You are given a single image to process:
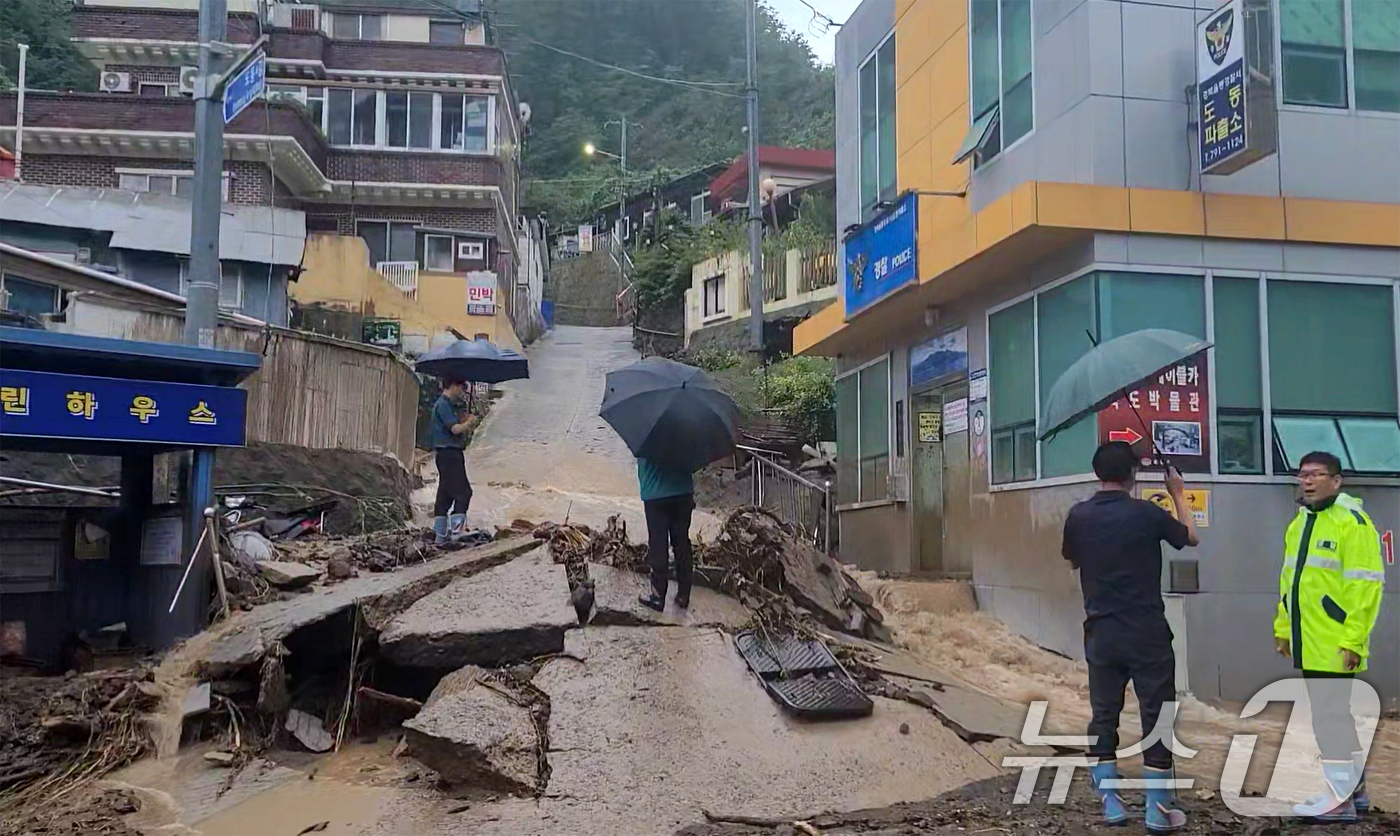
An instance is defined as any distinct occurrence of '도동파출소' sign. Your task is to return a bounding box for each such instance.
[0,369,247,447]
[1196,0,1254,174]
[845,192,917,317]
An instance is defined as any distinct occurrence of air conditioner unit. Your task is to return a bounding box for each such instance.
[75,247,92,265]
[178,66,198,95]
[99,71,132,93]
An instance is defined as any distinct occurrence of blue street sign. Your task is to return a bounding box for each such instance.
[223,51,266,125]
[0,369,248,447]
[844,191,918,317]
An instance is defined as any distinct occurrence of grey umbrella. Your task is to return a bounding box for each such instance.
[600,357,740,471]
[1039,329,1212,441]
[414,339,529,384]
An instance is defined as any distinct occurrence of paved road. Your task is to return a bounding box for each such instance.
[416,325,717,537]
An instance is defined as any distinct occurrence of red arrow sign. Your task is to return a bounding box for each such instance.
[1108,427,1143,445]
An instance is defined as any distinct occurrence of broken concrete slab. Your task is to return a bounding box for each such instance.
[182,682,211,718]
[379,550,576,669]
[402,666,539,794]
[192,537,540,677]
[587,563,750,629]
[285,708,333,753]
[257,561,322,589]
[533,627,999,831]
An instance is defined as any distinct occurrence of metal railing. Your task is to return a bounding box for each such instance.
[738,444,832,553]
[377,261,419,297]
[798,242,838,293]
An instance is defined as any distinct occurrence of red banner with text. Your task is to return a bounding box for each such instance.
[1097,352,1211,473]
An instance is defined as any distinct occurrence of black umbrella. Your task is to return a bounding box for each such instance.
[414,339,529,384]
[600,357,740,470]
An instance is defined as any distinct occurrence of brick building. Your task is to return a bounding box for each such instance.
[0,0,534,346]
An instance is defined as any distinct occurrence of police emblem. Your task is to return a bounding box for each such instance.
[1205,9,1233,66]
[848,251,868,292]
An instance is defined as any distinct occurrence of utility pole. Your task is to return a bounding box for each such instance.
[185,0,229,349]
[744,0,763,352]
[14,44,27,181]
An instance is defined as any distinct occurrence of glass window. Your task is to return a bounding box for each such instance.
[1214,277,1264,473]
[703,275,725,316]
[139,83,168,97]
[430,21,464,44]
[1274,415,1350,468]
[441,94,465,150]
[857,359,891,501]
[2,276,61,317]
[836,374,860,504]
[1038,276,1097,478]
[352,89,378,145]
[327,88,353,145]
[424,235,454,271]
[360,15,382,40]
[1268,281,1396,414]
[332,13,359,39]
[1353,0,1400,112]
[965,0,1032,165]
[409,92,433,149]
[118,173,147,192]
[1281,0,1349,107]
[989,299,1036,484]
[465,96,489,152]
[357,221,388,265]
[1098,272,1205,341]
[217,264,242,310]
[858,38,896,217]
[386,91,409,147]
[389,223,416,263]
[306,87,325,129]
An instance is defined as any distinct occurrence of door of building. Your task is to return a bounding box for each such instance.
[912,389,944,573]
[912,382,970,576]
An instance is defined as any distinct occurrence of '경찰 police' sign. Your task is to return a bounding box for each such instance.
[845,191,918,317]
[1196,1,1246,173]
[0,369,247,447]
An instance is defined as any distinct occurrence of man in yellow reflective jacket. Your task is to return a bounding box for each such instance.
[1273,451,1385,822]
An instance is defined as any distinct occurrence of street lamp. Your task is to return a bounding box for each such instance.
[583,142,622,164]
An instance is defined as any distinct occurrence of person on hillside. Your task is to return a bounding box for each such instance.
[637,456,695,612]
[430,379,477,545]
[1275,451,1384,822]
[1061,441,1200,833]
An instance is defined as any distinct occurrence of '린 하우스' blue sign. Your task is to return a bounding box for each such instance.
[845,191,918,317]
[0,369,248,447]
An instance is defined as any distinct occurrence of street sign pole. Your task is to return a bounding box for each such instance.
[744,0,763,353]
[185,0,229,350]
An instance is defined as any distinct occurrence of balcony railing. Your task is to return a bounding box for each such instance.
[377,261,419,297]
[798,242,838,294]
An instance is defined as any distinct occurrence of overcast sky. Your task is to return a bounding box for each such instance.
[767,0,863,65]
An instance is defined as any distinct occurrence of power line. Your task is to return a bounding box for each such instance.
[794,0,840,35]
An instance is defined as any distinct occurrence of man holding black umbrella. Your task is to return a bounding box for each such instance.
[637,456,696,612]
[430,379,478,545]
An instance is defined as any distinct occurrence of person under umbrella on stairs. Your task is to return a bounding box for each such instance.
[430,379,478,545]
[1061,442,1200,833]
[636,456,696,613]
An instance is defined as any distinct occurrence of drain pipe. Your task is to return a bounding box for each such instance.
[14,43,27,181]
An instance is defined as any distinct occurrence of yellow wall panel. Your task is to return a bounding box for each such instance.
[897,65,933,152]
[1009,181,1039,232]
[1203,193,1286,240]
[895,0,918,23]
[923,110,973,192]
[1128,188,1205,236]
[1284,198,1400,247]
[896,1,937,85]
[926,0,969,47]
[976,192,1016,250]
[793,297,846,353]
[925,28,969,127]
[921,216,978,282]
[1037,183,1130,230]
[899,135,933,193]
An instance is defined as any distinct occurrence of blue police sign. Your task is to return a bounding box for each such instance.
[223,51,266,125]
[844,191,918,317]
[1196,1,1246,173]
[0,369,248,447]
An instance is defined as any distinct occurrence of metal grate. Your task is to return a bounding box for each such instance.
[1170,559,1200,593]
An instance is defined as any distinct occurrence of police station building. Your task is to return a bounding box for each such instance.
[802,0,1400,705]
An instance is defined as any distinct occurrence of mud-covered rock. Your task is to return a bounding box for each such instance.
[402,666,540,793]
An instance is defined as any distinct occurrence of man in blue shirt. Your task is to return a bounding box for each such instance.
[430,379,477,544]
[637,457,695,612]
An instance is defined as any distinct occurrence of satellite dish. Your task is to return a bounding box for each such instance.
[518,102,533,124]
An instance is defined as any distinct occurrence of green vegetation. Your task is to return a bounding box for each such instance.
[755,355,836,445]
[0,0,98,92]
[502,0,834,223]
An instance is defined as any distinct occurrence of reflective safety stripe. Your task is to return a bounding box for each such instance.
[1308,557,1342,571]
[1344,569,1386,583]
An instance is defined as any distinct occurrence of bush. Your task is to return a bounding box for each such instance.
[689,347,745,372]
[755,355,835,446]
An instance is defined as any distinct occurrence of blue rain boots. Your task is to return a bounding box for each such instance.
[1292,759,1359,822]
[432,516,449,545]
[1088,762,1129,826]
[448,513,467,536]
[1143,766,1187,834]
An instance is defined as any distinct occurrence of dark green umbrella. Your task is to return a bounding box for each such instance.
[1038,329,1212,440]
[600,357,740,470]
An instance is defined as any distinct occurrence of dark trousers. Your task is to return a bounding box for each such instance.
[1303,671,1361,760]
[434,447,472,518]
[644,494,694,599]
[1085,618,1178,770]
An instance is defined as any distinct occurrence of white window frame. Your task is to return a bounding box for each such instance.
[690,190,711,225]
[702,274,726,319]
[429,19,466,45]
[834,353,896,506]
[966,0,1036,168]
[356,219,418,266]
[984,265,1400,491]
[318,88,496,154]
[138,82,170,97]
[423,234,455,271]
[857,30,897,217]
[1274,0,1400,118]
[0,273,62,316]
[332,13,382,41]
[179,262,244,311]
[457,240,486,261]
[116,168,229,201]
